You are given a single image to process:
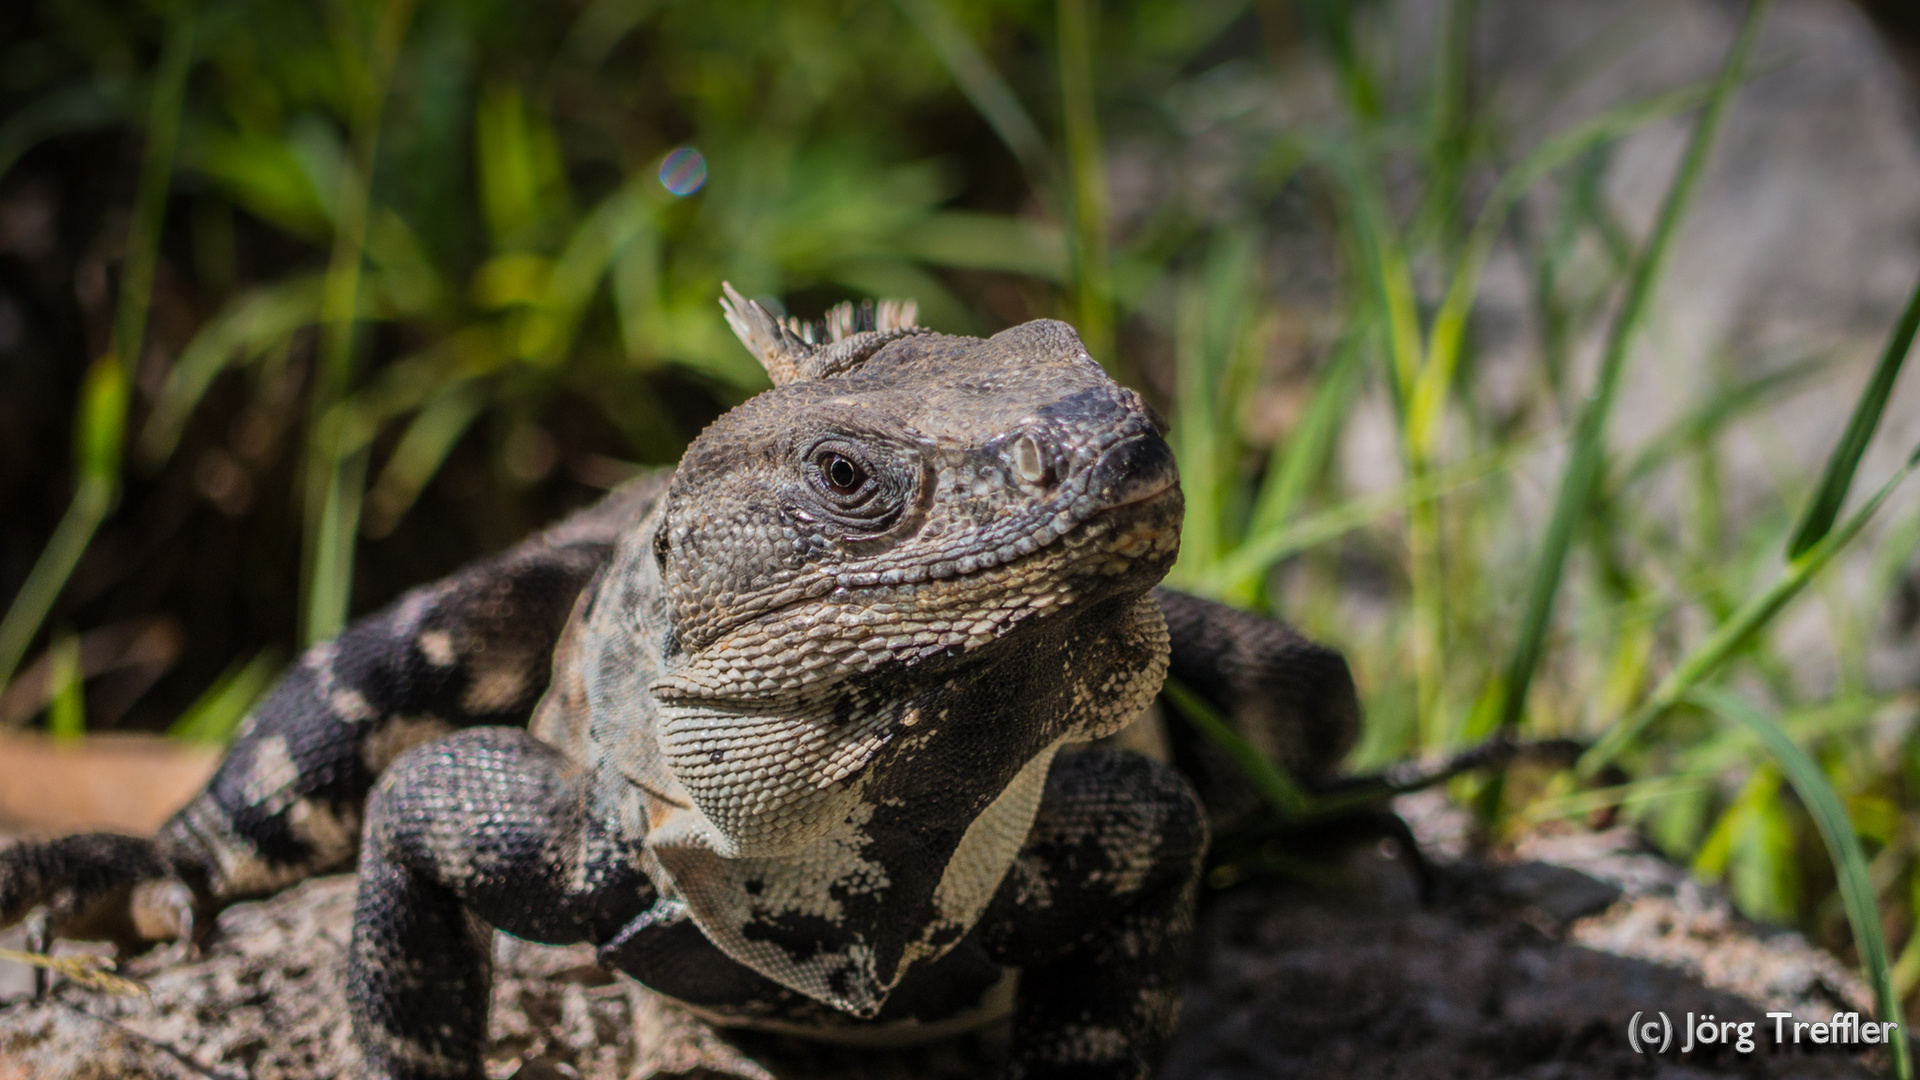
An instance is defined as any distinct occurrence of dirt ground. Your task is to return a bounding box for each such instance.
[0,792,1897,1079]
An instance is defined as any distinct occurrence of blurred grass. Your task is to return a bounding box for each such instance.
[4,0,1920,1032]
[1493,0,1769,761]
[1696,685,1911,1078]
[168,648,280,743]
[0,7,190,695]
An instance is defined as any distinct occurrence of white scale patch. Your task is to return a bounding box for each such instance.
[176,797,323,900]
[234,733,366,875]
[648,795,903,1017]
[285,797,359,865]
[240,735,300,809]
[912,739,1062,962]
[416,629,458,668]
[329,688,378,723]
[360,714,454,773]
[305,642,385,725]
[463,661,529,714]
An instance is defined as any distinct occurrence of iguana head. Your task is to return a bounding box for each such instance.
[649,286,1182,704]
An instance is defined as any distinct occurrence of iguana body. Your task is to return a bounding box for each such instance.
[0,291,1360,1080]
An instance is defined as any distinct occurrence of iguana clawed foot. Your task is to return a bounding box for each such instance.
[0,833,197,956]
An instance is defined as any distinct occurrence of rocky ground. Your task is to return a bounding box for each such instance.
[0,793,1897,1079]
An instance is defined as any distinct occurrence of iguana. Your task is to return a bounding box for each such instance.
[0,288,1366,1080]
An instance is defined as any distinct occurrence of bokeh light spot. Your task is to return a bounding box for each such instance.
[659,147,707,196]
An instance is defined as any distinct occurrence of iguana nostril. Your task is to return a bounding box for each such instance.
[1011,434,1050,486]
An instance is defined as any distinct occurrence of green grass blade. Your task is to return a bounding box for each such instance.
[76,349,132,490]
[0,478,114,699]
[0,6,192,695]
[1670,694,1894,776]
[523,178,655,364]
[1162,678,1310,819]
[1224,326,1367,603]
[1786,266,1920,558]
[0,82,124,189]
[115,13,197,380]
[1412,0,1477,253]
[892,0,1054,193]
[1691,686,1911,1080]
[304,433,371,647]
[561,0,666,65]
[169,650,282,745]
[44,635,85,742]
[1169,233,1259,579]
[1201,436,1533,595]
[361,383,486,539]
[1619,351,1835,486]
[1493,0,1769,737]
[0,359,141,696]
[1414,80,1718,455]
[301,0,420,646]
[1897,872,1920,998]
[1058,0,1115,371]
[135,276,328,469]
[1171,278,1222,574]
[1346,164,1424,409]
[895,212,1069,282]
[473,85,571,251]
[1249,327,1365,538]
[1296,0,1379,120]
[1519,773,1715,827]
[1581,447,1918,775]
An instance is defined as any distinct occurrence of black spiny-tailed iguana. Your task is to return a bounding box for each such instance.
[0,288,1368,1079]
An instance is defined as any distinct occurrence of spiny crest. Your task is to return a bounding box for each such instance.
[720,282,927,386]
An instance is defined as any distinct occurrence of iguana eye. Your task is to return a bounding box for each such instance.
[819,452,867,496]
[826,454,861,491]
[797,436,916,536]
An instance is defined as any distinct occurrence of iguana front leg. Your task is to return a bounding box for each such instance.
[0,476,663,952]
[350,727,654,1080]
[983,749,1208,1080]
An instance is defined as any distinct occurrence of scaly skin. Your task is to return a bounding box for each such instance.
[0,290,1362,1080]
